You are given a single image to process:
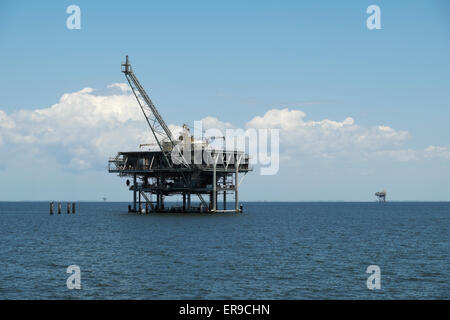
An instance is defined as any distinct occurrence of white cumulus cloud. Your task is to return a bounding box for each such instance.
[424,146,450,159]
[0,86,447,172]
[246,108,411,159]
[0,110,15,129]
[0,85,154,170]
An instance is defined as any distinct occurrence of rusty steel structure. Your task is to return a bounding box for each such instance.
[108,56,252,213]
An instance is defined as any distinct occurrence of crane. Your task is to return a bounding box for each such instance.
[121,55,186,167]
[121,56,207,207]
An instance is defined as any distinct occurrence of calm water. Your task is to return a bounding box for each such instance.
[0,202,448,299]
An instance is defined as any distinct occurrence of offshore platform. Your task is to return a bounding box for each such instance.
[375,190,386,202]
[108,56,252,213]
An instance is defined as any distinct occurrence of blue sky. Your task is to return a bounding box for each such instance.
[0,0,449,201]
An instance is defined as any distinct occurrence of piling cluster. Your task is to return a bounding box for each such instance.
[50,201,76,215]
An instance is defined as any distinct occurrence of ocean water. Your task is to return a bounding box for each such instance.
[0,201,448,299]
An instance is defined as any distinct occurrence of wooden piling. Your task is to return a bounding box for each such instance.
[72,203,76,214]
[50,201,54,215]
[58,203,61,214]
[67,203,70,214]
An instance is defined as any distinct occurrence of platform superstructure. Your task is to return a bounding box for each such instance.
[375,190,387,202]
[108,56,251,213]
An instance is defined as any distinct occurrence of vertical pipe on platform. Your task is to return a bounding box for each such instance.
[235,157,239,213]
[145,202,149,214]
[156,193,160,211]
[187,193,191,211]
[209,192,213,211]
[156,176,160,212]
[213,160,217,212]
[223,191,226,210]
[133,174,137,212]
[183,193,186,212]
[138,191,141,212]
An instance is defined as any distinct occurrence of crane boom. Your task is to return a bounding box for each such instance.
[121,56,207,207]
[122,55,177,166]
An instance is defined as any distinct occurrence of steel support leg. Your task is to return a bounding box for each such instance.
[235,164,239,212]
[187,193,191,210]
[224,191,226,210]
[133,173,137,212]
[213,162,217,212]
